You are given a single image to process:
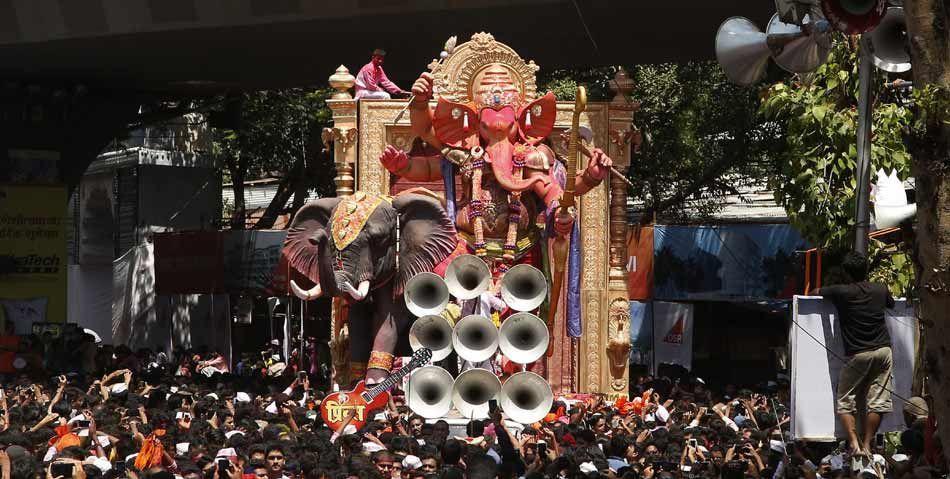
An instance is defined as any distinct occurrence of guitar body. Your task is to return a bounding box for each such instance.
[321,381,391,432]
[319,348,432,432]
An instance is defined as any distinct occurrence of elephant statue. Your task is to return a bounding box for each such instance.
[283,191,458,383]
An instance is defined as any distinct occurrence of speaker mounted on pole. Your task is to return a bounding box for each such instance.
[866,7,911,73]
[821,0,887,34]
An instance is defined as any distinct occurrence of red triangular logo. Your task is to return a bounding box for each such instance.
[663,314,685,344]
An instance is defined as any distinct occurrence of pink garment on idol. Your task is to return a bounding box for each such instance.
[354,62,402,99]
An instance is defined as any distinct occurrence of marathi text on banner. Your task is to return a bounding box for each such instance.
[0,185,67,329]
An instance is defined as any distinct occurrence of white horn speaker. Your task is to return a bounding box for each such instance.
[873,169,916,229]
[407,366,455,419]
[404,272,449,317]
[767,13,832,73]
[499,372,554,425]
[866,7,911,73]
[452,368,501,420]
[445,254,492,300]
[409,315,455,362]
[715,17,772,86]
[452,315,499,363]
[500,264,548,312]
[498,312,550,365]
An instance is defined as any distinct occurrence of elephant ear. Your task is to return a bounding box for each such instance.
[283,197,343,285]
[518,92,557,140]
[432,97,478,145]
[392,193,458,295]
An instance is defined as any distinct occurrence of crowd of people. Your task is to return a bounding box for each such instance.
[0,339,944,479]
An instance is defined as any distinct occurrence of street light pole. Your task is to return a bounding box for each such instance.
[853,36,874,255]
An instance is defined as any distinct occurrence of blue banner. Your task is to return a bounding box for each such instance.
[653,225,807,301]
[629,301,652,366]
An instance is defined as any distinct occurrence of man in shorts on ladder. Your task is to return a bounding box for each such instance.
[817,252,895,458]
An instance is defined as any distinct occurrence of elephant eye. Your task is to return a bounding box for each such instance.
[373,231,393,249]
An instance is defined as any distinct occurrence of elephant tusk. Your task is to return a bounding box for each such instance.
[290,280,322,301]
[347,280,371,301]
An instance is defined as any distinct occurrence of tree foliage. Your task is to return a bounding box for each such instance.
[213,88,335,229]
[540,62,783,222]
[760,38,915,296]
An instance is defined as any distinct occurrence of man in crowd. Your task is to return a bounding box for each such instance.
[817,252,896,457]
[354,49,409,100]
[265,443,289,479]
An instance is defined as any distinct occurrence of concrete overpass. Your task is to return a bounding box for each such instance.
[0,0,772,188]
[0,0,772,91]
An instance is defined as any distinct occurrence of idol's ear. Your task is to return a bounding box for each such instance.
[432,98,479,145]
[518,92,557,139]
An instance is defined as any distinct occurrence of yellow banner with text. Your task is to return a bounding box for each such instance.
[0,185,67,330]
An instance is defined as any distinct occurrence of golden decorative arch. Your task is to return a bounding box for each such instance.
[427,32,540,104]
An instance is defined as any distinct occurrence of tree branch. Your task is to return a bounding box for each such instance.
[637,153,742,225]
[253,156,306,230]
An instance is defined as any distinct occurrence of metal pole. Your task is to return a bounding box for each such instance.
[853,36,874,255]
[299,298,305,371]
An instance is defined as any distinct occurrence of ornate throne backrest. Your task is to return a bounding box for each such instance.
[428,32,541,105]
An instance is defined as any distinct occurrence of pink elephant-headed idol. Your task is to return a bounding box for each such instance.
[380,63,613,294]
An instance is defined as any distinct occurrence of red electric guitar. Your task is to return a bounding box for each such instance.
[321,347,432,432]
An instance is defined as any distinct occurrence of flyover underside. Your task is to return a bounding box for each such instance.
[0,1,772,92]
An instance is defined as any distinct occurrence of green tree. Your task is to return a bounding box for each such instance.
[760,37,914,296]
[540,62,783,222]
[214,88,335,230]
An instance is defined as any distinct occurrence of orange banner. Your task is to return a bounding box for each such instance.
[627,226,653,300]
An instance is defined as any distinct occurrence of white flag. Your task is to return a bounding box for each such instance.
[652,301,693,372]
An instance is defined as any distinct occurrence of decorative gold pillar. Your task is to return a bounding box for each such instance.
[603,68,640,398]
[571,104,609,395]
[325,65,358,388]
[327,65,357,197]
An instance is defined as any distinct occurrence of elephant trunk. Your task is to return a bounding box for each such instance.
[290,280,322,301]
[486,141,547,193]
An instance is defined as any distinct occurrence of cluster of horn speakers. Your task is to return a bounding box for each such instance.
[716,0,911,86]
[402,255,554,424]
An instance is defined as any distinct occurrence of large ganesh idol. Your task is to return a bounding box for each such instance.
[380,63,614,287]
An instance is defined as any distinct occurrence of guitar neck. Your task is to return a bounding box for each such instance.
[366,361,417,400]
